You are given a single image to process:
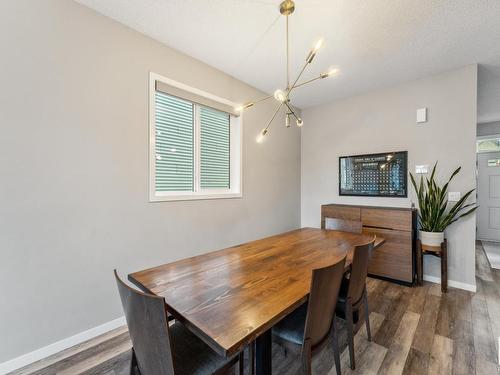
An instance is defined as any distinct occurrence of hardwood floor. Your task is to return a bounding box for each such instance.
[10,242,500,375]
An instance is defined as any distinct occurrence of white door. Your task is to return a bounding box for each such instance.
[477,151,500,242]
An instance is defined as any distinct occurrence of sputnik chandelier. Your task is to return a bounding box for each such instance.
[235,0,338,143]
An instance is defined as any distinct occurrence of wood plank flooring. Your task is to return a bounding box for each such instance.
[9,242,500,375]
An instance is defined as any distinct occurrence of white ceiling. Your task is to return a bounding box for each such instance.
[76,0,500,123]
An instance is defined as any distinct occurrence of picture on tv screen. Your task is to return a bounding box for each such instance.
[339,151,407,197]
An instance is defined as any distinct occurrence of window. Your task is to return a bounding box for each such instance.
[477,137,500,153]
[149,73,242,201]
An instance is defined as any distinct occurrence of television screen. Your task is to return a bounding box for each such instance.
[339,151,407,197]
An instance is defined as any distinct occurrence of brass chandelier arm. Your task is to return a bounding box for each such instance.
[284,102,299,121]
[293,75,323,90]
[237,94,274,111]
[264,101,285,131]
[286,67,338,94]
[288,60,310,95]
[283,50,316,101]
[244,73,323,111]
[254,94,274,105]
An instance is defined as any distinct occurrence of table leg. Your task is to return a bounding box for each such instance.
[255,329,272,375]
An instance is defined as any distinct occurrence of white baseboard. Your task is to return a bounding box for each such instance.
[0,316,126,375]
[481,241,500,270]
[423,274,476,292]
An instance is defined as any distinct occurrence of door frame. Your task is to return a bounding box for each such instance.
[476,134,500,242]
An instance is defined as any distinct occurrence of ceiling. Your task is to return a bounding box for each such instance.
[76,0,500,123]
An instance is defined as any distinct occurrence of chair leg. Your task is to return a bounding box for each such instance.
[346,299,355,370]
[364,289,372,342]
[249,341,255,375]
[130,348,139,375]
[331,318,342,375]
[301,339,312,375]
[239,351,244,375]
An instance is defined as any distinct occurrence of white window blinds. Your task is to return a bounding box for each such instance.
[200,106,230,189]
[153,88,234,193]
[155,92,194,192]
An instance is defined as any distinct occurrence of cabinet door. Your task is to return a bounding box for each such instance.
[321,205,360,228]
[363,227,413,283]
[361,208,412,231]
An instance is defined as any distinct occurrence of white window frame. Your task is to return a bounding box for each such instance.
[149,72,242,202]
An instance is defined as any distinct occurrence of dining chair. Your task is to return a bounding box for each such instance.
[114,270,243,375]
[324,217,362,234]
[272,256,347,375]
[335,238,375,370]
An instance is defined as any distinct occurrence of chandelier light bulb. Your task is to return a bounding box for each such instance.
[256,128,269,143]
[320,67,339,79]
[296,117,303,127]
[327,67,339,76]
[274,89,287,103]
[235,102,254,112]
[306,38,324,63]
[285,114,291,128]
[313,38,324,52]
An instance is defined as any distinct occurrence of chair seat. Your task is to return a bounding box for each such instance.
[335,277,360,323]
[170,322,236,375]
[272,303,307,345]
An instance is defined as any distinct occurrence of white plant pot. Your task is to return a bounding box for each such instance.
[419,230,444,247]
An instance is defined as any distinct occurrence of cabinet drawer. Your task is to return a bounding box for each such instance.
[363,227,413,283]
[321,205,360,222]
[361,208,412,231]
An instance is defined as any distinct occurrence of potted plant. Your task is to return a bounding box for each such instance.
[409,163,478,247]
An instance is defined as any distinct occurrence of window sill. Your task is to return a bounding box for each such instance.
[149,192,242,202]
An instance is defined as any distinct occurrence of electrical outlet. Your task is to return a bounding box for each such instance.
[448,192,461,202]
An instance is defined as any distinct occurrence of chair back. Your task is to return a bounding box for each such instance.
[348,239,375,305]
[324,217,362,234]
[114,270,175,375]
[303,256,346,349]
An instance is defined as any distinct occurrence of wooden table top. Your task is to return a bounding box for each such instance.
[129,227,384,357]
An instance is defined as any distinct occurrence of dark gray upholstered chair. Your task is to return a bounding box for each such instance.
[324,217,362,234]
[272,256,347,375]
[114,270,243,375]
[335,239,375,370]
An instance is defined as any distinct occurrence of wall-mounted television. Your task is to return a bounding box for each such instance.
[339,151,408,197]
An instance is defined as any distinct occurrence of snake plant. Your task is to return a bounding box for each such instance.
[409,163,477,232]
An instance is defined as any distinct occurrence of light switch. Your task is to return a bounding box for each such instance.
[415,165,429,174]
[448,192,461,202]
[417,108,427,123]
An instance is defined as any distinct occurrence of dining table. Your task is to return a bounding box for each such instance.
[129,227,385,375]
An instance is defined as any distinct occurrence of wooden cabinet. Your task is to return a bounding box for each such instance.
[321,204,417,284]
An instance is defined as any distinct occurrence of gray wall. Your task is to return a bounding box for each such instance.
[0,0,301,362]
[477,121,500,136]
[301,65,478,288]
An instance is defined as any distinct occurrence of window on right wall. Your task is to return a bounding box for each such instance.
[477,137,500,153]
